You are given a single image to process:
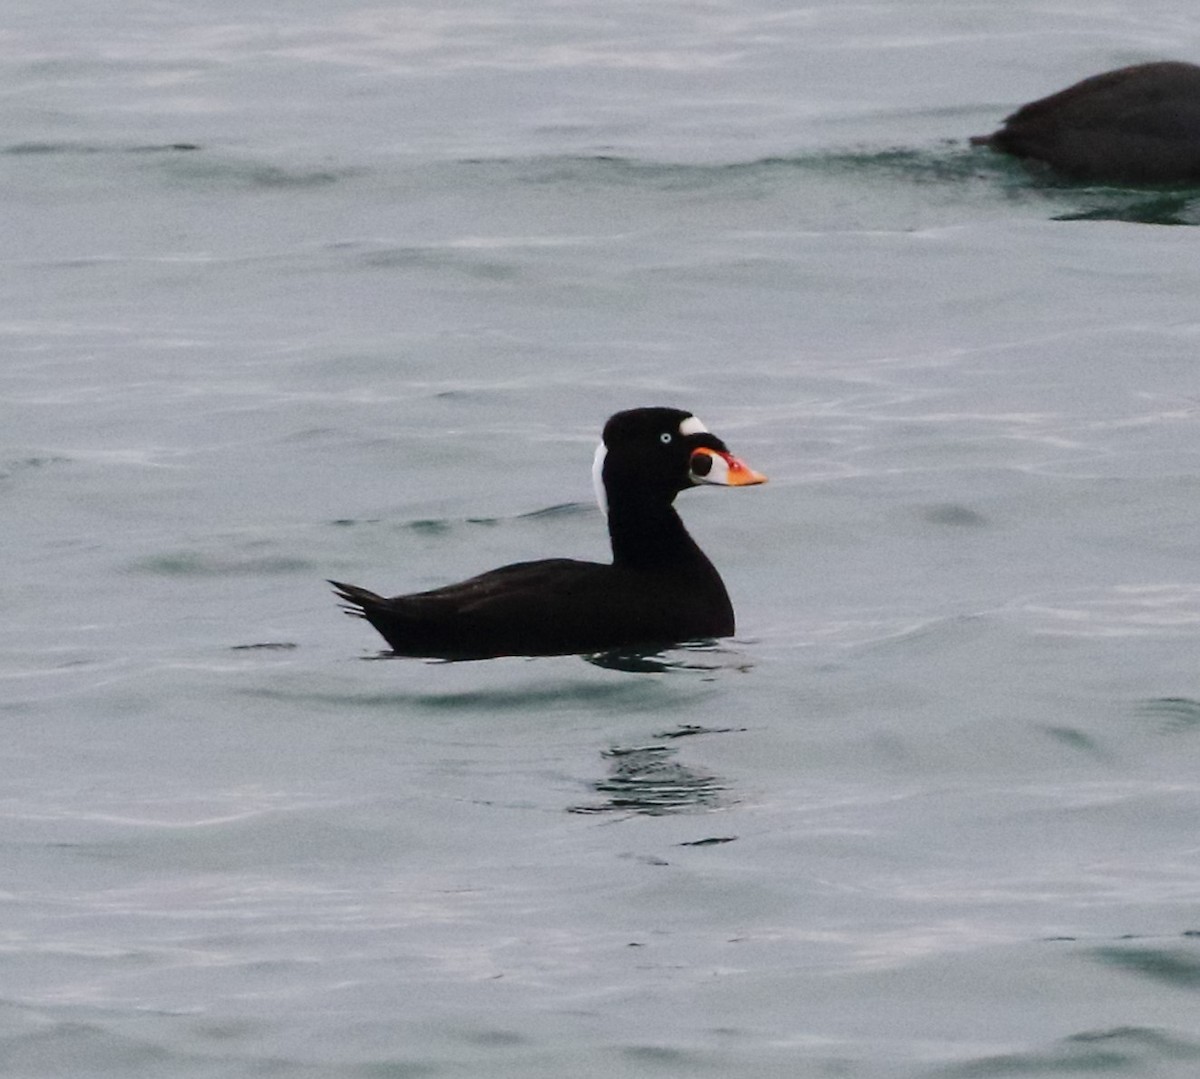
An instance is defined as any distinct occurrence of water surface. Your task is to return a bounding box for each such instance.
[5,1,1200,1075]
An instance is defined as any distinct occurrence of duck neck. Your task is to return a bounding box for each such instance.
[606,492,709,573]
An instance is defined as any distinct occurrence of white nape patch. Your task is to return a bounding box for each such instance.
[591,442,608,517]
[678,415,708,437]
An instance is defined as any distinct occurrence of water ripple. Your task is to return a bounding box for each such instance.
[1010,584,1200,639]
[1091,945,1200,990]
[126,552,313,577]
[1138,697,1200,735]
[243,678,691,713]
[932,1025,1200,1077]
[569,743,726,816]
[570,725,741,816]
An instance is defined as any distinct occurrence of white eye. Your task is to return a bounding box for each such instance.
[659,432,672,444]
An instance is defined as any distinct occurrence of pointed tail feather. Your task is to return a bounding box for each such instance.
[328,579,385,618]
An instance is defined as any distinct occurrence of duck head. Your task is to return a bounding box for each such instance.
[592,407,766,516]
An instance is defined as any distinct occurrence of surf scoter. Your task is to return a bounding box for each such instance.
[971,61,1200,184]
[330,407,766,660]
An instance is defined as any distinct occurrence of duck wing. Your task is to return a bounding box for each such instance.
[331,555,732,660]
[328,552,729,662]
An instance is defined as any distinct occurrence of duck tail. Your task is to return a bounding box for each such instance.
[328,579,385,618]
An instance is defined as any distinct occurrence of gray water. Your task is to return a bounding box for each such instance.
[6,1,1200,1075]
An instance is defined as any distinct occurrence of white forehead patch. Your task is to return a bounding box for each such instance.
[678,416,708,436]
[591,442,608,518]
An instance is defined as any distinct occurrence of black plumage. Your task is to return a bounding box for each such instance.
[971,62,1200,184]
[330,407,765,660]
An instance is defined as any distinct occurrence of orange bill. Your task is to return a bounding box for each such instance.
[689,446,767,486]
